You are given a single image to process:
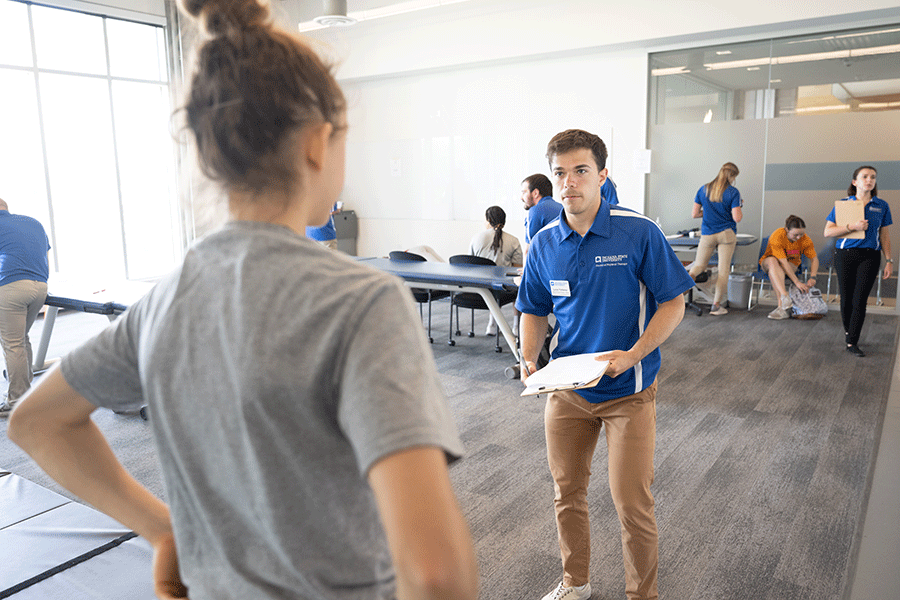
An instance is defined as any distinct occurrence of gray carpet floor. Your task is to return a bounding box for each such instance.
[1,300,894,600]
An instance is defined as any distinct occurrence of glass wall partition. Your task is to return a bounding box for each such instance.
[0,0,179,282]
[648,24,900,305]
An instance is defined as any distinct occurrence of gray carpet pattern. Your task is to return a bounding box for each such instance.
[1,300,894,600]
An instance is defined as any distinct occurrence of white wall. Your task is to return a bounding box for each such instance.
[340,49,647,259]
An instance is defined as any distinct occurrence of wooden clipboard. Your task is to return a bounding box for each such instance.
[834,200,865,239]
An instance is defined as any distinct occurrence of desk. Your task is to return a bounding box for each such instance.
[359,257,520,355]
[666,233,758,314]
[33,280,155,372]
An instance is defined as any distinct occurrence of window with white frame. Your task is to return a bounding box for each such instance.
[0,0,180,283]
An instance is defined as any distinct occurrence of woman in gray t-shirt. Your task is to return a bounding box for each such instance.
[8,1,477,599]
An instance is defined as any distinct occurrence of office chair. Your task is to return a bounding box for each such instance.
[447,254,516,352]
[748,237,770,311]
[388,251,450,343]
[817,237,837,303]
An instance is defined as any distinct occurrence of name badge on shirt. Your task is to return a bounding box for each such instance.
[550,280,571,297]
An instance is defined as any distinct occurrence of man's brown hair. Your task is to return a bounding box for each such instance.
[546,129,608,171]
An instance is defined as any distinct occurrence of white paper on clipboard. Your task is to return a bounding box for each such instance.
[521,352,610,396]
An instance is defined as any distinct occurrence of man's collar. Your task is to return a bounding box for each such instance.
[557,200,610,240]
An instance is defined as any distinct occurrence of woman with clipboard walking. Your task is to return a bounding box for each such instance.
[824,166,893,357]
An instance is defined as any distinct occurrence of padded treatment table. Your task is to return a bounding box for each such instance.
[0,471,154,599]
[32,280,155,373]
[359,257,521,356]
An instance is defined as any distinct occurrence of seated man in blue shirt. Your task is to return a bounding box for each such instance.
[517,130,692,600]
[521,173,563,249]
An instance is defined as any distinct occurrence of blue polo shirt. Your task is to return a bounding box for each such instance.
[517,201,693,403]
[0,210,50,287]
[305,203,338,242]
[525,196,563,245]
[827,196,892,250]
[695,185,742,235]
[602,177,619,206]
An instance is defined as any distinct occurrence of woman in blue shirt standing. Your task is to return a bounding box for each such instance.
[824,165,893,357]
[689,162,743,315]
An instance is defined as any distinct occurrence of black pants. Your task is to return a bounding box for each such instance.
[834,247,881,345]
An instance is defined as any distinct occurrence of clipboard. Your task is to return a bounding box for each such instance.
[834,200,865,239]
[521,352,610,396]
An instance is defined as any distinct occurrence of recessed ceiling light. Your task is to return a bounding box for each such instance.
[312,0,357,27]
[300,0,474,31]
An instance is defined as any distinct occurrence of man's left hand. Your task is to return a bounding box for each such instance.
[597,350,638,378]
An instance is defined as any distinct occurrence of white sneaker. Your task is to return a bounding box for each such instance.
[541,581,592,600]
[781,295,792,309]
[709,304,728,315]
[768,307,790,320]
[485,322,498,336]
[0,400,14,419]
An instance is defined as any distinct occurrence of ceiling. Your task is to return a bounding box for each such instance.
[284,2,900,108]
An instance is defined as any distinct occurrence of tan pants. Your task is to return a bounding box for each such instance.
[545,382,659,600]
[688,229,736,306]
[0,280,48,401]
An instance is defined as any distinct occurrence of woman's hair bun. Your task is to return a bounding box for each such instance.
[180,0,270,37]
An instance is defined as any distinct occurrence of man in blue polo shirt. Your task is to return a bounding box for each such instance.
[517,130,693,600]
[305,201,342,250]
[601,175,619,206]
[522,173,563,248]
[0,198,50,416]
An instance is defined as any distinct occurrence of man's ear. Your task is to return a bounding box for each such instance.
[305,122,334,171]
[598,168,608,186]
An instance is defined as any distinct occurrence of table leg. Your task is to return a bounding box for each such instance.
[33,306,59,371]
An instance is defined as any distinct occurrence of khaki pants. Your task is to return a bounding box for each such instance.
[688,229,736,306]
[545,381,659,600]
[0,280,48,401]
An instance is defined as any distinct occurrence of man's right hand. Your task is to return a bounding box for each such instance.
[521,360,538,384]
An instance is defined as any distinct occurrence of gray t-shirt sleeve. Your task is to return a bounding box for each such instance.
[337,277,464,476]
[60,297,148,413]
